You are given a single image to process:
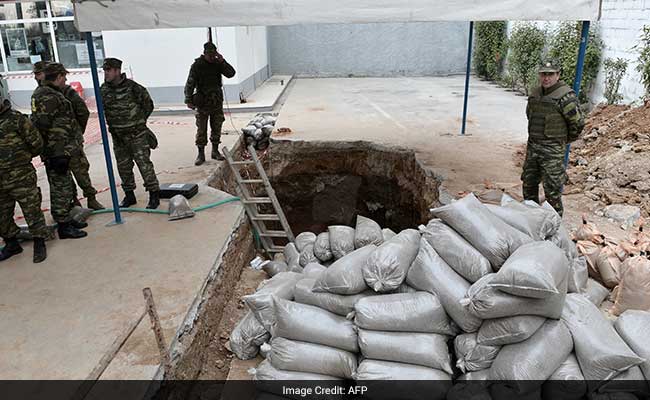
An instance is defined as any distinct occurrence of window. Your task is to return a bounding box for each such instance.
[1,22,54,72]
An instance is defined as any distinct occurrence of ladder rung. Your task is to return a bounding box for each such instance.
[268,247,285,253]
[251,214,281,221]
[242,197,272,204]
[259,231,289,238]
[242,179,264,184]
[231,160,255,165]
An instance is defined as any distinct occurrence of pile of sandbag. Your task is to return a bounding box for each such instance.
[241,113,277,151]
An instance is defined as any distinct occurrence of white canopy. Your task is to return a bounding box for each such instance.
[74,0,602,31]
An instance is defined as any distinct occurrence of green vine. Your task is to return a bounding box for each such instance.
[633,25,650,100]
[474,21,508,80]
[507,22,546,95]
[603,57,628,105]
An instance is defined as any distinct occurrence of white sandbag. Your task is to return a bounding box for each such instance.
[230,311,271,360]
[295,232,317,252]
[457,369,491,381]
[299,244,318,267]
[284,243,301,270]
[430,193,533,270]
[488,241,568,299]
[477,315,546,346]
[382,228,397,242]
[355,215,384,248]
[353,292,455,335]
[314,232,333,262]
[354,359,452,380]
[584,278,610,306]
[541,354,587,400]
[271,297,358,352]
[294,278,374,316]
[567,256,588,294]
[560,294,644,381]
[596,366,650,396]
[407,238,482,332]
[363,229,420,292]
[614,310,650,380]
[328,225,356,259]
[266,337,357,379]
[489,320,573,394]
[302,262,327,279]
[252,360,342,400]
[243,272,303,331]
[541,202,580,262]
[392,283,417,294]
[486,200,560,241]
[313,245,377,295]
[262,260,289,277]
[422,219,492,283]
[454,333,500,373]
[358,329,453,373]
[463,273,567,320]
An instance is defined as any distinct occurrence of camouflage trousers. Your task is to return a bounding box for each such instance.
[70,148,98,199]
[195,109,224,147]
[111,126,160,193]
[45,163,75,223]
[521,141,567,216]
[0,165,48,240]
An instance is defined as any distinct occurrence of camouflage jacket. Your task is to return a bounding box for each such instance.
[100,74,154,132]
[0,106,43,170]
[63,85,90,137]
[526,81,584,144]
[31,82,81,159]
[184,55,236,110]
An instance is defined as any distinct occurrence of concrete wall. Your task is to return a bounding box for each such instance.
[269,22,470,77]
[219,26,270,102]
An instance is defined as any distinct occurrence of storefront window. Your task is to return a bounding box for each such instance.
[1,23,54,72]
[0,2,47,21]
[56,22,104,69]
[49,1,74,17]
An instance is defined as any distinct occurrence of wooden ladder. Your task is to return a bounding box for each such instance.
[223,144,295,255]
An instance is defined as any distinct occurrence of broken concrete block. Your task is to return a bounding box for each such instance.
[603,205,641,230]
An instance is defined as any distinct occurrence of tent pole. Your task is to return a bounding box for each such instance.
[85,33,123,224]
[563,20,590,168]
[461,21,474,135]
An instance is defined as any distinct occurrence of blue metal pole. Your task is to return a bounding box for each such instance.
[85,33,122,224]
[461,21,474,135]
[563,21,591,168]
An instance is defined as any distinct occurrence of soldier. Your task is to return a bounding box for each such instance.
[100,58,160,209]
[31,62,87,239]
[0,90,48,262]
[33,62,105,211]
[522,61,585,216]
[184,42,236,165]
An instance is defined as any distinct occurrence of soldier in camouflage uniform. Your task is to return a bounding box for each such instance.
[522,61,585,216]
[184,42,236,165]
[31,63,88,239]
[100,58,160,209]
[33,62,105,211]
[0,89,48,263]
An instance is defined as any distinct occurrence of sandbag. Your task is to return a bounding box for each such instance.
[354,359,452,380]
[262,260,289,277]
[560,293,644,381]
[486,200,560,241]
[314,232,333,262]
[382,228,397,242]
[489,320,573,394]
[463,273,567,320]
[541,354,587,400]
[596,245,622,289]
[312,245,377,295]
[243,272,303,331]
[353,292,455,335]
[422,219,492,283]
[567,256,588,294]
[584,278,610,306]
[302,263,327,279]
[299,244,318,267]
[596,366,650,396]
[407,238,481,332]
[355,215,384,248]
[614,310,650,379]
[457,369,491,381]
[294,278,374,316]
[392,283,417,294]
[328,225,355,259]
[574,215,605,244]
[363,229,420,292]
[265,337,357,379]
[295,232,317,252]
[230,312,271,360]
[576,240,603,281]
[431,193,533,269]
[358,329,452,373]
[612,256,650,316]
[542,202,579,261]
[477,315,546,346]
[489,241,568,299]
[252,360,342,400]
[284,243,301,271]
[454,333,500,373]
[271,297,358,352]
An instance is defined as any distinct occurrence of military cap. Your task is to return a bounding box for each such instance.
[32,61,50,74]
[102,57,123,70]
[203,42,218,54]
[43,62,68,76]
[539,60,560,73]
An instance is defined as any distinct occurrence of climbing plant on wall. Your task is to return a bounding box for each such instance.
[603,57,628,105]
[474,21,508,81]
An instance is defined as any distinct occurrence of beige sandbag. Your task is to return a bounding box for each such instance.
[612,256,650,316]
[576,240,603,281]
[573,215,605,244]
[613,239,638,262]
[596,245,622,289]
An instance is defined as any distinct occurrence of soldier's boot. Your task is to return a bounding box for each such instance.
[86,196,105,211]
[120,191,137,208]
[71,197,82,207]
[33,238,47,263]
[70,219,89,229]
[195,146,206,166]
[211,144,225,161]
[0,237,23,262]
[146,191,160,210]
[57,222,88,239]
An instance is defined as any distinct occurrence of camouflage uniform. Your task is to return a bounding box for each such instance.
[522,80,584,215]
[184,48,236,147]
[100,73,160,193]
[0,106,48,241]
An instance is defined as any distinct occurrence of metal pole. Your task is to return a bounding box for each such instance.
[563,21,591,168]
[85,33,122,224]
[461,21,474,135]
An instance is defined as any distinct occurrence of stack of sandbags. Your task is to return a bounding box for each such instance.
[241,113,277,150]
